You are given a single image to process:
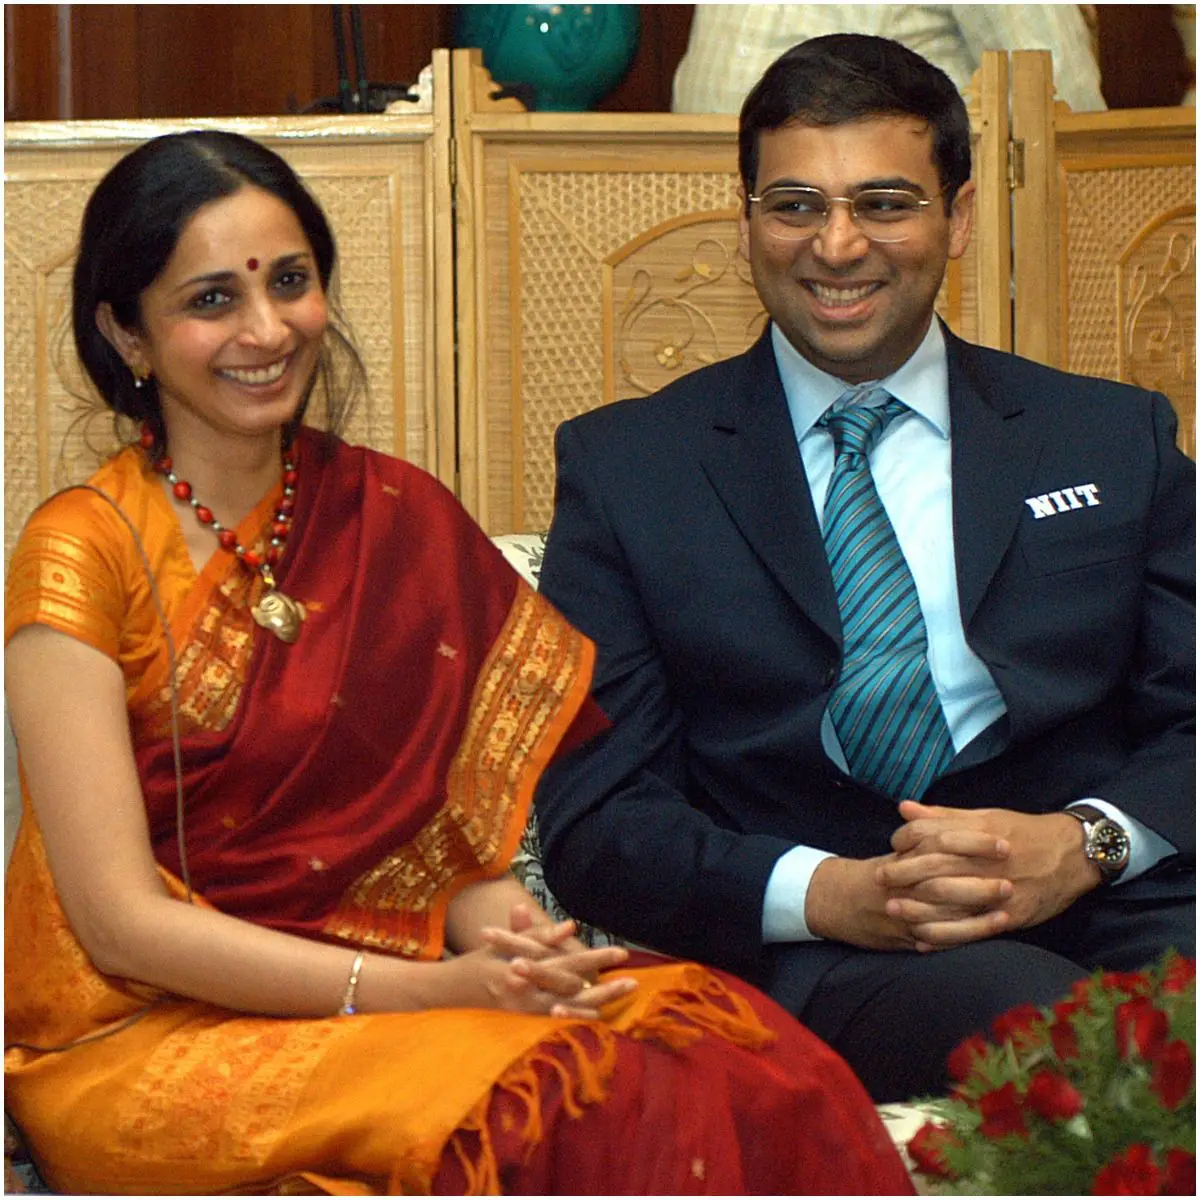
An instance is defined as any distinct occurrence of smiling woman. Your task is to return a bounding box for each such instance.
[3,131,915,1196]
[95,186,332,572]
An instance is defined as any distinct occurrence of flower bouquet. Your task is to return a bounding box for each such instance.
[907,952,1195,1195]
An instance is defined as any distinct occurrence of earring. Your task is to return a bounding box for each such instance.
[132,365,150,390]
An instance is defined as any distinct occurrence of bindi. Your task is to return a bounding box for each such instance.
[246,257,259,271]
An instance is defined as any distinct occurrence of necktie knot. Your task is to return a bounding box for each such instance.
[820,388,908,460]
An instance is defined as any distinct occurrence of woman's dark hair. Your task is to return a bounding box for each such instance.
[738,34,972,214]
[72,129,365,440]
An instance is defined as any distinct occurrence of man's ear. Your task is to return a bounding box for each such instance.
[947,180,976,262]
[95,302,145,373]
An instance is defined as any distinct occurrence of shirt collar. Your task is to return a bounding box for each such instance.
[772,318,951,442]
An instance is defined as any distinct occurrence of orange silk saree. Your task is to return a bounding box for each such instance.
[5,431,913,1195]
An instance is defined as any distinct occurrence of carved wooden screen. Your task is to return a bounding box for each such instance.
[1011,52,1196,457]
[452,50,1010,534]
[3,53,454,568]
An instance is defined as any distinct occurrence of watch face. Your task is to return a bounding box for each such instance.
[1090,819,1131,871]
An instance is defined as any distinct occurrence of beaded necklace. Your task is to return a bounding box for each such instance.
[142,424,306,642]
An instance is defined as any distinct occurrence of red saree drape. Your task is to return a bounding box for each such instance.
[132,428,605,959]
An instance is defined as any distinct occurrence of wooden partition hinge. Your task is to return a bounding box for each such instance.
[1007,139,1026,190]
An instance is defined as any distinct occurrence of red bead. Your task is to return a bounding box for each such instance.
[173,481,192,501]
[266,547,282,565]
[241,551,262,569]
[218,530,238,551]
[279,496,296,515]
[154,456,172,474]
[272,521,290,539]
[195,506,214,525]
[283,469,299,487]
[140,429,155,449]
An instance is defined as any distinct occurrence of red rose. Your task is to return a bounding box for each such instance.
[906,1121,960,1179]
[1054,996,1088,1021]
[1024,1068,1084,1122]
[1150,1040,1195,1110]
[977,1082,1028,1139]
[1162,957,1196,995]
[1050,1015,1080,1061]
[1070,978,1096,1008]
[1091,1144,1162,1195]
[1103,970,1152,997]
[947,1033,990,1082]
[1115,996,1169,1060]
[1163,1148,1196,1195]
[992,1002,1045,1049]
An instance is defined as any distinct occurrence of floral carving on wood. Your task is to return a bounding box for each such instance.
[604,211,766,400]
[1117,206,1195,455]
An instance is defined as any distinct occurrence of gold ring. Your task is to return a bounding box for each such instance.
[580,980,593,991]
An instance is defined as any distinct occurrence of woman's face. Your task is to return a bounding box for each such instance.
[111,185,330,451]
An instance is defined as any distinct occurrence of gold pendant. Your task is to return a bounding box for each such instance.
[251,589,307,643]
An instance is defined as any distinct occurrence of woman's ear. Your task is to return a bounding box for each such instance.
[95,302,146,375]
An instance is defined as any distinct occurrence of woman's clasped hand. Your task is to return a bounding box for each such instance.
[470,905,635,1018]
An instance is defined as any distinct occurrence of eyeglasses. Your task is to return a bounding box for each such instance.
[747,186,949,243]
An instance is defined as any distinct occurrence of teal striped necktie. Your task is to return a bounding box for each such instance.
[819,388,954,799]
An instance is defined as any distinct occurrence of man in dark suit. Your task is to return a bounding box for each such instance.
[534,33,1195,1101]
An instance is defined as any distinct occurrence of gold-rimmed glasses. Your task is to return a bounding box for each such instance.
[748,185,950,243]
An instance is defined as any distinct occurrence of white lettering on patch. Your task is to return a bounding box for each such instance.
[1024,484,1101,519]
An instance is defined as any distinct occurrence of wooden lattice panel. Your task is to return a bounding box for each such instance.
[606,210,765,401]
[1117,208,1195,456]
[448,39,1001,536]
[511,165,745,532]
[4,111,443,568]
[1060,160,1194,456]
[471,142,986,534]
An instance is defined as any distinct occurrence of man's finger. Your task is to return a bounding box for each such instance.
[909,908,1012,949]
[876,853,1007,889]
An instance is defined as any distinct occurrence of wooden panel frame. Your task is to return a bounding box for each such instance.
[1012,50,1195,456]
[4,51,455,566]
[453,49,1009,535]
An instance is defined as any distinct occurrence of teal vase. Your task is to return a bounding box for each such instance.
[455,4,641,112]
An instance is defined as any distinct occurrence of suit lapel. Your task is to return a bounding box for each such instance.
[946,330,1047,626]
[698,331,842,645]
[696,328,1047,643]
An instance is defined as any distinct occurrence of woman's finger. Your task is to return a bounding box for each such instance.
[480,928,557,959]
[549,977,638,1019]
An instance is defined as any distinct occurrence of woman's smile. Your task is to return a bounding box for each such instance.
[216,354,293,388]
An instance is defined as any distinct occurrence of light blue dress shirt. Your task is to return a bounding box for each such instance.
[762,319,1174,942]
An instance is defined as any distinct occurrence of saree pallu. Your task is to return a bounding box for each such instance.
[5,432,914,1195]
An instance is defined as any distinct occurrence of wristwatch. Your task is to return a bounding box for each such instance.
[1067,804,1131,883]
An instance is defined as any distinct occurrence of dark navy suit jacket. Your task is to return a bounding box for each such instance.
[535,324,1195,997]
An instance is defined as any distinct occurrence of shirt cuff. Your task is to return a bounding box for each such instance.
[1067,798,1177,883]
[763,845,837,943]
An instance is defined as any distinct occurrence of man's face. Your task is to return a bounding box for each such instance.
[739,116,975,384]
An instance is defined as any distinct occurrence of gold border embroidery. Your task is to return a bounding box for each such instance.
[114,1015,350,1165]
[323,587,590,956]
[136,558,264,742]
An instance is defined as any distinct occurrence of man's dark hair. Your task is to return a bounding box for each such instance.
[738,33,972,213]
